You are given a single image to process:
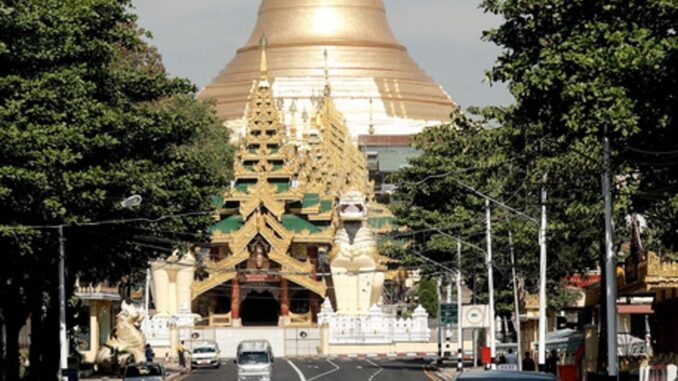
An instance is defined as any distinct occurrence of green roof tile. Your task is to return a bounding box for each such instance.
[320,200,333,213]
[368,216,399,230]
[210,195,223,208]
[302,193,320,208]
[281,215,323,233]
[209,215,244,234]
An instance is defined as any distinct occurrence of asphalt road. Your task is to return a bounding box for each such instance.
[184,358,439,381]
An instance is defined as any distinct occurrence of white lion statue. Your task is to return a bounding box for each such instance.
[330,190,384,314]
[96,301,146,369]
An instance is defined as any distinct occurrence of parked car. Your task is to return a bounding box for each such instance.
[191,341,221,369]
[122,362,166,381]
[456,371,557,381]
[235,340,274,381]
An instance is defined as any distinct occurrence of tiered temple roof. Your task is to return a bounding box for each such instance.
[191,41,397,301]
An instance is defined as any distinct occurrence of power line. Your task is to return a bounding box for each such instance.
[0,211,213,231]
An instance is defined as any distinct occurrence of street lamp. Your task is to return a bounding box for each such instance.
[58,195,142,381]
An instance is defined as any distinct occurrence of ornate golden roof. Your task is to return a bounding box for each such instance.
[198,0,455,137]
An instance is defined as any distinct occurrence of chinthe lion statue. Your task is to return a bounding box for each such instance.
[330,190,384,315]
[96,301,146,370]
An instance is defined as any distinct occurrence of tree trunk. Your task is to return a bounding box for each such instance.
[26,293,45,381]
[0,313,6,381]
[4,315,22,381]
[34,286,60,381]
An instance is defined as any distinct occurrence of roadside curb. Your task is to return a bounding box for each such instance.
[330,352,438,360]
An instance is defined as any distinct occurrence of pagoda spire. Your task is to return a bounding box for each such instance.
[259,35,269,83]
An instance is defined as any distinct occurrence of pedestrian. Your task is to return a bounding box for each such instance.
[498,352,507,364]
[145,343,155,363]
[177,341,187,368]
[506,348,518,366]
[522,352,536,371]
[546,349,559,376]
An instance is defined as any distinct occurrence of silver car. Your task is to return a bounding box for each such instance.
[236,340,274,381]
[122,362,166,381]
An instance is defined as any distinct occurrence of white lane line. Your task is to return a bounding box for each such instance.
[307,359,341,381]
[366,359,384,381]
[288,359,308,381]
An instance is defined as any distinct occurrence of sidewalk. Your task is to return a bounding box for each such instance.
[431,362,484,381]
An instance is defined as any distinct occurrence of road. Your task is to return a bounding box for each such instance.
[185,358,440,381]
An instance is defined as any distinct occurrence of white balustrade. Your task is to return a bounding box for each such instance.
[318,298,431,344]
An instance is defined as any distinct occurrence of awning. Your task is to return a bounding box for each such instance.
[617,304,654,314]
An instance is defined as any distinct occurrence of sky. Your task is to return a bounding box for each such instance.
[132,0,513,108]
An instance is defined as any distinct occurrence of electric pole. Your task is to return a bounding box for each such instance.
[508,229,522,370]
[58,226,68,381]
[538,177,548,368]
[457,239,464,372]
[485,198,496,367]
[602,133,619,377]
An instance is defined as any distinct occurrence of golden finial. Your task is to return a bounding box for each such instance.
[323,48,331,97]
[259,35,269,80]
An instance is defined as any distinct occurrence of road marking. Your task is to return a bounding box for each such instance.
[366,359,384,381]
[422,363,443,381]
[307,359,341,381]
[287,359,308,381]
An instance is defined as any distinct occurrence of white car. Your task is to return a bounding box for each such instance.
[191,342,221,369]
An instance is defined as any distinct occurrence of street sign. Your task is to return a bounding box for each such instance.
[440,303,457,325]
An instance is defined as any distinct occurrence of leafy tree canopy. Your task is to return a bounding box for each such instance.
[0,0,233,377]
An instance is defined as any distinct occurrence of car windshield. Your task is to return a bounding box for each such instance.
[124,364,162,377]
[239,352,269,365]
[193,347,216,354]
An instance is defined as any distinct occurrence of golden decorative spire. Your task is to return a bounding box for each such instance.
[258,35,269,82]
[322,48,331,98]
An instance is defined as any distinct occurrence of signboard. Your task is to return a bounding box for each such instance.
[497,364,518,371]
[440,303,458,325]
[462,305,490,328]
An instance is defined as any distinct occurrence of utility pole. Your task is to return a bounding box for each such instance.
[508,229,522,371]
[58,226,69,381]
[602,133,619,377]
[485,199,496,368]
[446,274,453,358]
[437,277,443,362]
[538,178,548,368]
[145,268,151,316]
[457,239,464,372]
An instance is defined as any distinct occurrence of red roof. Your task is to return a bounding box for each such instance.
[565,274,601,288]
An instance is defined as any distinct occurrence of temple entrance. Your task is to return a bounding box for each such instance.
[241,291,280,326]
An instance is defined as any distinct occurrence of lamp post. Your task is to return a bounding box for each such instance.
[57,195,142,380]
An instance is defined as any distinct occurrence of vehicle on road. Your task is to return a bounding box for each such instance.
[455,370,557,381]
[235,340,274,381]
[191,341,221,369]
[122,362,166,381]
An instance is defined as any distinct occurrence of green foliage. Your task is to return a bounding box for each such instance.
[0,0,233,376]
[416,278,439,317]
[481,0,678,253]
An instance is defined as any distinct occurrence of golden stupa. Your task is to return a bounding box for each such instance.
[198,0,455,140]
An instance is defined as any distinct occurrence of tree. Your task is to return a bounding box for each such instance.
[480,0,678,254]
[416,278,439,318]
[389,107,607,330]
[0,1,232,378]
